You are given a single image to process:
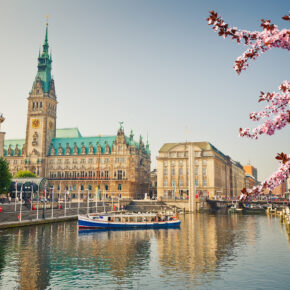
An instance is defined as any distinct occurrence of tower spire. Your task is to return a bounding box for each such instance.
[42,15,49,55]
[31,16,53,94]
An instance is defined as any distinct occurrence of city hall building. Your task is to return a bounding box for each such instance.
[1,24,151,199]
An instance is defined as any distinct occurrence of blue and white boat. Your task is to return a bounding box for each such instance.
[78,212,181,230]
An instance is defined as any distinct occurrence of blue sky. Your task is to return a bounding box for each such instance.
[0,0,289,180]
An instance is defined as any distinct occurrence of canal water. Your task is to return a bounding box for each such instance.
[0,214,289,289]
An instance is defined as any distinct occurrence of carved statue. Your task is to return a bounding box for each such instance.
[14,145,19,156]
[58,143,63,155]
[81,143,86,155]
[89,143,94,154]
[65,143,71,155]
[7,145,12,156]
[50,144,55,155]
[73,143,78,155]
[32,132,38,146]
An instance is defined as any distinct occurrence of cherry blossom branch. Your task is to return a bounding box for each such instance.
[207,10,290,74]
[207,11,290,196]
[239,81,290,139]
[240,154,290,200]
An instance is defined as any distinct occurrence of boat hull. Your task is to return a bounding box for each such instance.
[78,216,181,229]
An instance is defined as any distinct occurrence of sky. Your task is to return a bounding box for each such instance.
[0,0,289,181]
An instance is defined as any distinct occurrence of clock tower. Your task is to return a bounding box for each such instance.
[24,21,57,176]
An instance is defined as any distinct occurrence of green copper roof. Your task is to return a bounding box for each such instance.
[49,128,146,155]
[4,139,25,156]
[49,136,116,155]
[31,24,52,93]
[56,128,82,138]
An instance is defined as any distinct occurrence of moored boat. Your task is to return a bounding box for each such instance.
[228,203,243,214]
[78,212,181,230]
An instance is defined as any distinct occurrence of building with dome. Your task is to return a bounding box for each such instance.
[2,23,151,199]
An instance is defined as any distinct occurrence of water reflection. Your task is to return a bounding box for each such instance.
[0,214,289,289]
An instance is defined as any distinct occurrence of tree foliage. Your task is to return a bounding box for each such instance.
[207,11,290,197]
[0,157,12,194]
[14,170,36,178]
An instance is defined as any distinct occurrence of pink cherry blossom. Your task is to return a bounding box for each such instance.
[207,11,290,195]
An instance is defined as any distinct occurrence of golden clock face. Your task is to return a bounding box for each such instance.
[32,119,40,129]
[49,121,54,130]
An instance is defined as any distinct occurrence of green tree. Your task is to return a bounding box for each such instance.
[14,170,36,178]
[0,157,12,194]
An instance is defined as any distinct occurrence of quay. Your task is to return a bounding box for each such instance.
[1,199,289,230]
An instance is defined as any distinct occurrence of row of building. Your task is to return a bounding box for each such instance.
[0,22,287,200]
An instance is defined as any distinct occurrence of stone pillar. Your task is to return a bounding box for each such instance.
[0,114,5,157]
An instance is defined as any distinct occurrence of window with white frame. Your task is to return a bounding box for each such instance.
[202,167,207,176]
[179,168,183,176]
[202,160,207,165]
[163,179,168,186]
[171,168,175,176]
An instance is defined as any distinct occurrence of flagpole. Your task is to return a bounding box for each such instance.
[95,188,97,213]
[58,183,61,210]
[64,188,67,217]
[103,191,105,212]
[51,186,54,218]
[15,181,17,212]
[19,185,23,222]
[31,183,33,211]
[78,186,80,215]
[87,189,89,215]
[37,186,39,220]
[69,186,71,209]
